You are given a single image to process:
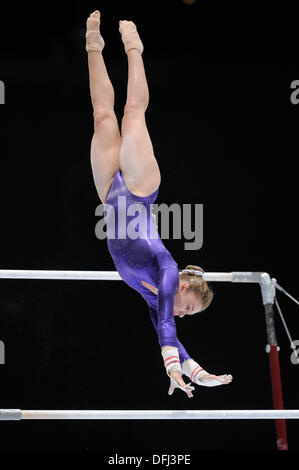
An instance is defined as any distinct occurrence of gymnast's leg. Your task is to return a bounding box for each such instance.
[119,21,161,197]
[86,11,121,204]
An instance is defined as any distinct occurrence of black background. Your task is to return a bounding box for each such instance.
[0,0,298,457]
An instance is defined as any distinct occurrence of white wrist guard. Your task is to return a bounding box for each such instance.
[161,347,182,377]
[182,358,207,385]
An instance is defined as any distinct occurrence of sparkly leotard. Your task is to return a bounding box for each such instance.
[103,170,190,364]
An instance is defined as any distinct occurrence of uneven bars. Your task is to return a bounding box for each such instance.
[1,410,299,420]
[0,270,268,283]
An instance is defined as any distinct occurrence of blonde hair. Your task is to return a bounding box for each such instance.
[179,264,214,311]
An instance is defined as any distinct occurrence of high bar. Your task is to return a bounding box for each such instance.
[1,409,299,420]
[0,270,267,283]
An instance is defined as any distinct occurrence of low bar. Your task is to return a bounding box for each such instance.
[1,409,299,420]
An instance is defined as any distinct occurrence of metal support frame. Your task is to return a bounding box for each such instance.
[259,274,288,450]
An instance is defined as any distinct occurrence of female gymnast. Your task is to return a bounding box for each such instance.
[86,10,232,398]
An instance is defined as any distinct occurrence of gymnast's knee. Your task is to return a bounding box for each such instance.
[123,102,148,117]
[93,109,116,132]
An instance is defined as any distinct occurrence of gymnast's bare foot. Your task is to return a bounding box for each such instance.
[86,10,105,52]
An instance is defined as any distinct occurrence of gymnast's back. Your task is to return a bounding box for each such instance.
[103,170,179,302]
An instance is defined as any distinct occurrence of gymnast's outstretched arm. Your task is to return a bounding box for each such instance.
[147,263,194,397]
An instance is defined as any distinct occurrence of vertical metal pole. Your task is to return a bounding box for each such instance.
[261,275,288,450]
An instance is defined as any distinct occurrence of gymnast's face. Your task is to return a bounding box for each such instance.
[173,281,203,318]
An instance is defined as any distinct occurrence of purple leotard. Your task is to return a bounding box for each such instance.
[103,170,190,365]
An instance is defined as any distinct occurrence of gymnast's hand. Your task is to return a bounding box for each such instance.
[197,373,233,387]
[161,346,194,398]
[182,358,233,388]
[168,370,195,398]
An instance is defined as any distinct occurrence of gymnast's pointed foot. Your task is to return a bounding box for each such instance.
[119,20,144,55]
[86,10,105,53]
